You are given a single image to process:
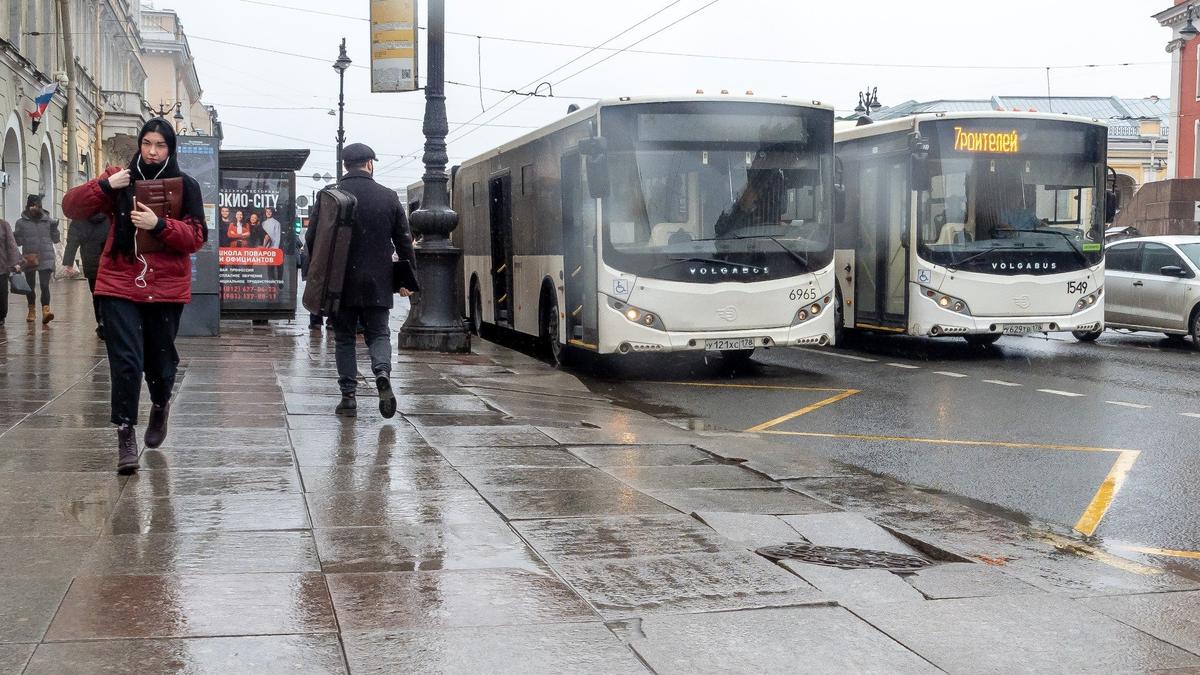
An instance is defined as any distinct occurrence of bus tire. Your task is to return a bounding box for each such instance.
[468,277,482,336]
[1073,328,1103,342]
[964,334,1001,347]
[540,283,566,366]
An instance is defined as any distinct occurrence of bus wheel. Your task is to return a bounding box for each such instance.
[964,334,1001,347]
[468,279,482,336]
[1073,328,1103,342]
[540,287,566,365]
[720,348,755,365]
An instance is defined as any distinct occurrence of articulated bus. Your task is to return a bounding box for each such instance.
[451,95,839,363]
[833,112,1115,345]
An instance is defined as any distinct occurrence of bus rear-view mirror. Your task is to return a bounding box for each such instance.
[1104,190,1118,223]
[833,184,846,224]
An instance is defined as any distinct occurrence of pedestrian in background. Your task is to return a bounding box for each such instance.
[62,118,207,475]
[304,142,415,418]
[0,218,25,324]
[14,194,59,324]
[63,212,112,339]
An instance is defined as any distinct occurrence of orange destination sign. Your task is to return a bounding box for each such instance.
[953,127,1020,154]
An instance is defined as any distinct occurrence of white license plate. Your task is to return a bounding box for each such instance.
[1002,324,1039,336]
[705,338,757,351]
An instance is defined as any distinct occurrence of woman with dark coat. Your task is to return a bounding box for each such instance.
[13,194,60,324]
[0,218,24,324]
[63,211,112,338]
[62,118,207,474]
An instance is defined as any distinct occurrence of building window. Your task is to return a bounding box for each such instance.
[471,181,479,207]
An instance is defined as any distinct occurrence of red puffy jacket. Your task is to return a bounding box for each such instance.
[62,166,205,304]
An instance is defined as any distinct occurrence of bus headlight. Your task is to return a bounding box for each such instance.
[1074,287,1103,313]
[921,287,972,316]
[793,294,832,325]
[608,296,666,331]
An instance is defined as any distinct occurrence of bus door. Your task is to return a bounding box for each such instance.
[488,174,514,328]
[560,152,598,347]
[854,156,909,330]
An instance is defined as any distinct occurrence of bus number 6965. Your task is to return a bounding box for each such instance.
[789,287,818,301]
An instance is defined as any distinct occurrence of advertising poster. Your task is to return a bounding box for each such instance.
[218,170,297,315]
[370,0,419,92]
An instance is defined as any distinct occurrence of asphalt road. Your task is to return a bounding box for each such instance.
[574,329,1200,571]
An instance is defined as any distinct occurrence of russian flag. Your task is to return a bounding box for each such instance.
[28,83,58,132]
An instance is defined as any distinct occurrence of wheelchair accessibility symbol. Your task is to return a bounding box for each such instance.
[613,278,631,296]
[917,269,931,284]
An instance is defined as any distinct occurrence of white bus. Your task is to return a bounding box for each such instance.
[833,112,1115,346]
[452,95,839,363]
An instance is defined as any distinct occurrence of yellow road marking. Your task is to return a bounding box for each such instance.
[650,381,849,393]
[1117,545,1200,560]
[1036,531,1160,576]
[758,430,1133,455]
[745,390,861,432]
[1073,450,1140,537]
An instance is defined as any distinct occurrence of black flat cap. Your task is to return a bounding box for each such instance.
[342,143,377,163]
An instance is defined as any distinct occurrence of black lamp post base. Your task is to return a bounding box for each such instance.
[398,242,471,354]
[397,324,470,353]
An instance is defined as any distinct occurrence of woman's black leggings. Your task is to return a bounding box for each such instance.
[24,269,51,307]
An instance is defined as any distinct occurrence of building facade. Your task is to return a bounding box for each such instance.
[1155,1,1200,179]
[865,96,1171,209]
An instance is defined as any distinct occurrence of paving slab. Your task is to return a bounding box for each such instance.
[436,446,587,468]
[417,425,557,447]
[780,561,927,605]
[567,444,718,467]
[299,465,471,493]
[0,577,72,643]
[1080,591,1200,656]
[326,568,595,630]
[643,488,837,515]
[554,552,823,618]
[289,426,430,450]
[536,424,699,445]
[24,635,347,675]
[293,442,448,467]
[780,512,922,556]
[124,467,303,496]
[342,625,647,674]
[0,494,116,537]
[305,490,503,528]
[0,471,123,503]
[602,465,777,490]
[905,562,1045,599]
[314,523,546,574]
[513,515,744,562]
[106,494,311,534]
[693,511,808,548]
[854,594,1200,673]
[626,605,936,674]
[0,448,121,473]
[141,447,296,469]
[459,466,631,492]
[80,531,321,575]
[477,487,677,520]
[45,573,337,641]
[0,644,34,673]
[0,536,95,577]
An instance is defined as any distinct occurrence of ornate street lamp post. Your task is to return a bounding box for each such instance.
[399,0,470,353]
[333,38,351,182]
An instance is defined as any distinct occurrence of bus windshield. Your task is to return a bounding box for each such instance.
[600,103,834,282]
[915,119,1105,273]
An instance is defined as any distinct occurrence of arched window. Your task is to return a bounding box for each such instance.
[39,144,55,213]
[2,127,23,225]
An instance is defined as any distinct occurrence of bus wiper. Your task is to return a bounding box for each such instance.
[734,234,810,269]
[993,227,1090,267]
[945,243,1028,271]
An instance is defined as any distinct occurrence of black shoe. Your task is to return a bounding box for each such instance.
[377,375,396,419]
[117,424,139,475]
[145,402,170,448]
[96,324,106,340]
[335,394,357,417]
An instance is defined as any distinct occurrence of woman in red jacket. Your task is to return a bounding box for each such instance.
[62,118,206,474]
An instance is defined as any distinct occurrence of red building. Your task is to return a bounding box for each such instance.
[1156,1,1200,177]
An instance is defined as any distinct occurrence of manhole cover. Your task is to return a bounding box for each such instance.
[756,543,933,572]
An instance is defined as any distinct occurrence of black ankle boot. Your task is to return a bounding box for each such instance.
[145,402,170,448]
[335,394,357,417]
[117,425,139,475]
[376,375,396,419]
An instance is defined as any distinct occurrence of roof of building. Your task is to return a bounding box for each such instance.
[864,96,1170,140]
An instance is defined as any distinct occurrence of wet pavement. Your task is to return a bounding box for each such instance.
[2,281,1200,672]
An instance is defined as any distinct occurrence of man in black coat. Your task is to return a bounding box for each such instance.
[305,142,416,418]
[64,212,111,338]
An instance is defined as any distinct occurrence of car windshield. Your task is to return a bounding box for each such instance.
[599,103,833,282]
[1179,242,1200,270]
[915,119,1106,273]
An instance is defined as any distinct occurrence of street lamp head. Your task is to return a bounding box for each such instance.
[1182,6,1199,39]
[333,38,352,74]
[173,104,185,122]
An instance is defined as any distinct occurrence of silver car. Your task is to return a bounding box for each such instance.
[1073,235,1200,349]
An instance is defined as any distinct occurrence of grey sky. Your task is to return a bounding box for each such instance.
[157,0,1172,189]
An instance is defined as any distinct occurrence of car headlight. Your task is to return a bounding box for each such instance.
[1074,286,1103,313]
[920,286,971,316]
[608,296,666,331]
[792,293,833,325]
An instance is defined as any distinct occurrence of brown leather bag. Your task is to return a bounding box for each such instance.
[133,177,184,253]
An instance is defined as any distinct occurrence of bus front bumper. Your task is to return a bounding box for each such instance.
[911,300,1104,337]
[597,303,835,354]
